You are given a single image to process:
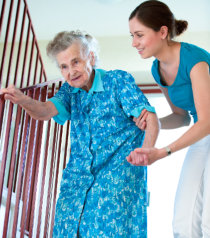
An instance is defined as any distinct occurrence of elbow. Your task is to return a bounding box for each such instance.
[40,114,53,121]
[197,118,210,134]
[203,122,210,135]
[204,115,210,134]
[29,114,50,121]
[40,116,51,121]
[207,121,210,134]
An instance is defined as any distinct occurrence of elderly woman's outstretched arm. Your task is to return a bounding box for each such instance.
[0,85,58,121]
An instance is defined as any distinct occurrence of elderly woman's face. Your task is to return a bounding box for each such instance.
[56,42,95,91]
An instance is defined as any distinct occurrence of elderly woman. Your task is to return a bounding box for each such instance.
[1,30,159,237]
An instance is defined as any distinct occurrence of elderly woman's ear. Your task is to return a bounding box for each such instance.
[89,51,95,67]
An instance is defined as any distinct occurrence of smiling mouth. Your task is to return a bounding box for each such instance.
[71,76,81,81]
[138,49,144,54]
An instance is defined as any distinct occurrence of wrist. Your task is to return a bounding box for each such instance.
[20,94,33,107]
[159,147,171,158]
[165,146,172,156]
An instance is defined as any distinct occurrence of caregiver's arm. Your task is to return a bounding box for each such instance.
[159,87,191,129]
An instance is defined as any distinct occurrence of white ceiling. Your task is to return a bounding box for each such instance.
[26,0,210,40]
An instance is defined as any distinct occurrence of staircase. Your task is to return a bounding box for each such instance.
[0,0,71,237]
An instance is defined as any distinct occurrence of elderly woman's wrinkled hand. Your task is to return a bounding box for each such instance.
[126,147,161,166]
[126,149,149,166]
[0,85,26,104]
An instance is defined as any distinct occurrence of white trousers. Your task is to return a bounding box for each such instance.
[173,135,210,238]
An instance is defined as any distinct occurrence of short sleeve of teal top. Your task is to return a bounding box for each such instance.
[151,42,210,123]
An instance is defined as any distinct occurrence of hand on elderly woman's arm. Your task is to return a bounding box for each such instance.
[126,110,160,166]
[133,108,148,130]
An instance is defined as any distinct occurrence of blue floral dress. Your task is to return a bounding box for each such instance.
[48,69,156,238]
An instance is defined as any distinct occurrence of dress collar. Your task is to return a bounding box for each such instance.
[72,69,106,94]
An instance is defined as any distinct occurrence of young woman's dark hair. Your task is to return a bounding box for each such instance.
[129,0,188,38]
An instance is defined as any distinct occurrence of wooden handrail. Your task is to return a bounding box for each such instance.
[0,78,65,98]
[0,79,160,97]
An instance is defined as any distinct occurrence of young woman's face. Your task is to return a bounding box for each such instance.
[129,17,164,59]
[56,42,95,92]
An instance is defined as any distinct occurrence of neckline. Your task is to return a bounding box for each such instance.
[157,42,183,88]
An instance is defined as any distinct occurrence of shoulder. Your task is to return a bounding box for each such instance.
[180,42,210,73]
[58,81,75,94]
[181,42,209,59]
[104,69,135,84]
[54,81,74,101]
[59,81,72,91]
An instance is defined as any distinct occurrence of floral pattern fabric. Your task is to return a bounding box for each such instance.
[49,69,155,238]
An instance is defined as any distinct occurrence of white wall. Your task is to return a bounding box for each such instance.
[31,31,210,85]
[1,0,209,86]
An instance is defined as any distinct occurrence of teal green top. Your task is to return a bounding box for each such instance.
[152,42,210,123]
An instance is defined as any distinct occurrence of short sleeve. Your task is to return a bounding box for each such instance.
[48,82,71,125]
[116,70,156,118]
[183,44,210,75]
